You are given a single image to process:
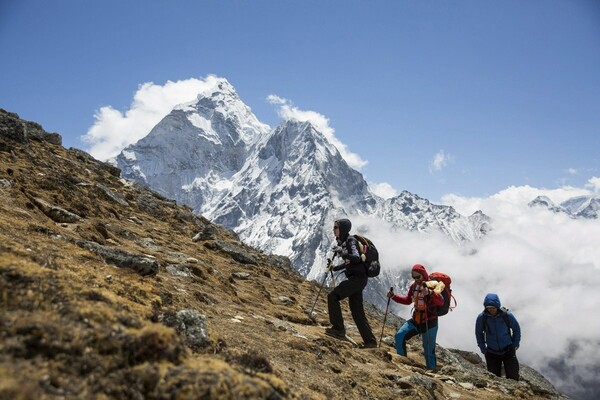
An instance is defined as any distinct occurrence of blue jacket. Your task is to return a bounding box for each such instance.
[475,293,521,354]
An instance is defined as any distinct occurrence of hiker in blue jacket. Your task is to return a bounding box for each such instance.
[325,218,377,349]
[475,293,521,380]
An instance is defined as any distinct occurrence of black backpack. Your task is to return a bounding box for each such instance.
[353,235,380,277]
[429,288,451,317]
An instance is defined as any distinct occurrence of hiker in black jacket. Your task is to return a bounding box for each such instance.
[325,218,377,348]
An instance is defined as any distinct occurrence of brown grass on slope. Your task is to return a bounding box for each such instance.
[0,109,566,399]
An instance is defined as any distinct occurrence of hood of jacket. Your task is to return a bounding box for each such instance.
[412,264,429,281]
[335,218,352,242]
[483,293,501,308]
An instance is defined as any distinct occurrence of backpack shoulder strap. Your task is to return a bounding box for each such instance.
[483,313,489,331]
[352,235,366,254]
[449,293,457,310]
[483,310,513,337]
[500,307,511,329]
[353,234,365,245]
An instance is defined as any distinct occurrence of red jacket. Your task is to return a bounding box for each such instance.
[392,281,445,322]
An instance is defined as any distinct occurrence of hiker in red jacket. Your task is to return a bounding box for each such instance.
[387,264,444,370]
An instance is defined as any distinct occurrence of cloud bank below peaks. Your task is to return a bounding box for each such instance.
[267,95,367,171]
[441,182,596,217]
[354,180,599,397]
[82,75,225,161]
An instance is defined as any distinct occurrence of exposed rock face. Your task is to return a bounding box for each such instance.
[0,108,62,145]
[75,240,160,276]
[0,110,569,399]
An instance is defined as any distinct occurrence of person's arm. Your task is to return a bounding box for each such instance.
[509,313,521,349]
[332,264,345,271]
[392,284,413,305]
[475,314,487,353]
[342,237,361,264]
[429,289,444,307]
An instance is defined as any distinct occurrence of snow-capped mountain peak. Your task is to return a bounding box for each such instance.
[114,80,488,279]
[173,78,270,146]
[529,194,599,219]
[561,195,600,219]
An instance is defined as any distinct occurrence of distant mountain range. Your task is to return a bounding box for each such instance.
[529,195,599,219]
[112,78,490,281]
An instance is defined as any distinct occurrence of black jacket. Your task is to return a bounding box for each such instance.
[333,235,367,278]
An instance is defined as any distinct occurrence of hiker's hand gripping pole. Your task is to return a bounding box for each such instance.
[325,253,338,287]
[379,286,393,347]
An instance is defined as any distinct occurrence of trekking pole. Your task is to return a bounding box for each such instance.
[329,253,338,287]
[307,256,335,320]
[329,248,340,287]
[424,306,431,369]
[330,269,337,287]
[379,286,393,347]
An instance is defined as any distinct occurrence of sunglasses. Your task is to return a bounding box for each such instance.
[412,275,422,279]
[333,226,339,229]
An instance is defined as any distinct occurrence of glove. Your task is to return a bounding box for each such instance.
[386,290,394,299]
[326,258,334,272]
[331,245,343,257]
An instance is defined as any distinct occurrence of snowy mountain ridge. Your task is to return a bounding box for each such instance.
[529,194,600,219]
[113,78,490,281]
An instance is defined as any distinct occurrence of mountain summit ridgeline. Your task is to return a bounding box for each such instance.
[113,77,490,280]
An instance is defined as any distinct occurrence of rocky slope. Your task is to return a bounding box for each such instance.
[0,109,567,399]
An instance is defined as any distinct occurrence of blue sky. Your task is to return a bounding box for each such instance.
[1,0,599,202]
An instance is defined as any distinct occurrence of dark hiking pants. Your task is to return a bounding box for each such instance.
[485,347,520,380]
[327,276,375,344]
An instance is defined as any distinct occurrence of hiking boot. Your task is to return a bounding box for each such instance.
[324,327,346,340]
[358,341,377,349]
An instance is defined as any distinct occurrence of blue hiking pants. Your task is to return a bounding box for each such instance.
[395,319,439,370]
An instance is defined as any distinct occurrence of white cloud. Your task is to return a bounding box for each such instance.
[441,184,592,216]
[432,183,599,395]
[567,167,578,175]
[345,181,600,395]
[585,176,600,193]
[82,75,224,160]
[429,150,451,173]
[370,182,398,199]
[267,95,367,170]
